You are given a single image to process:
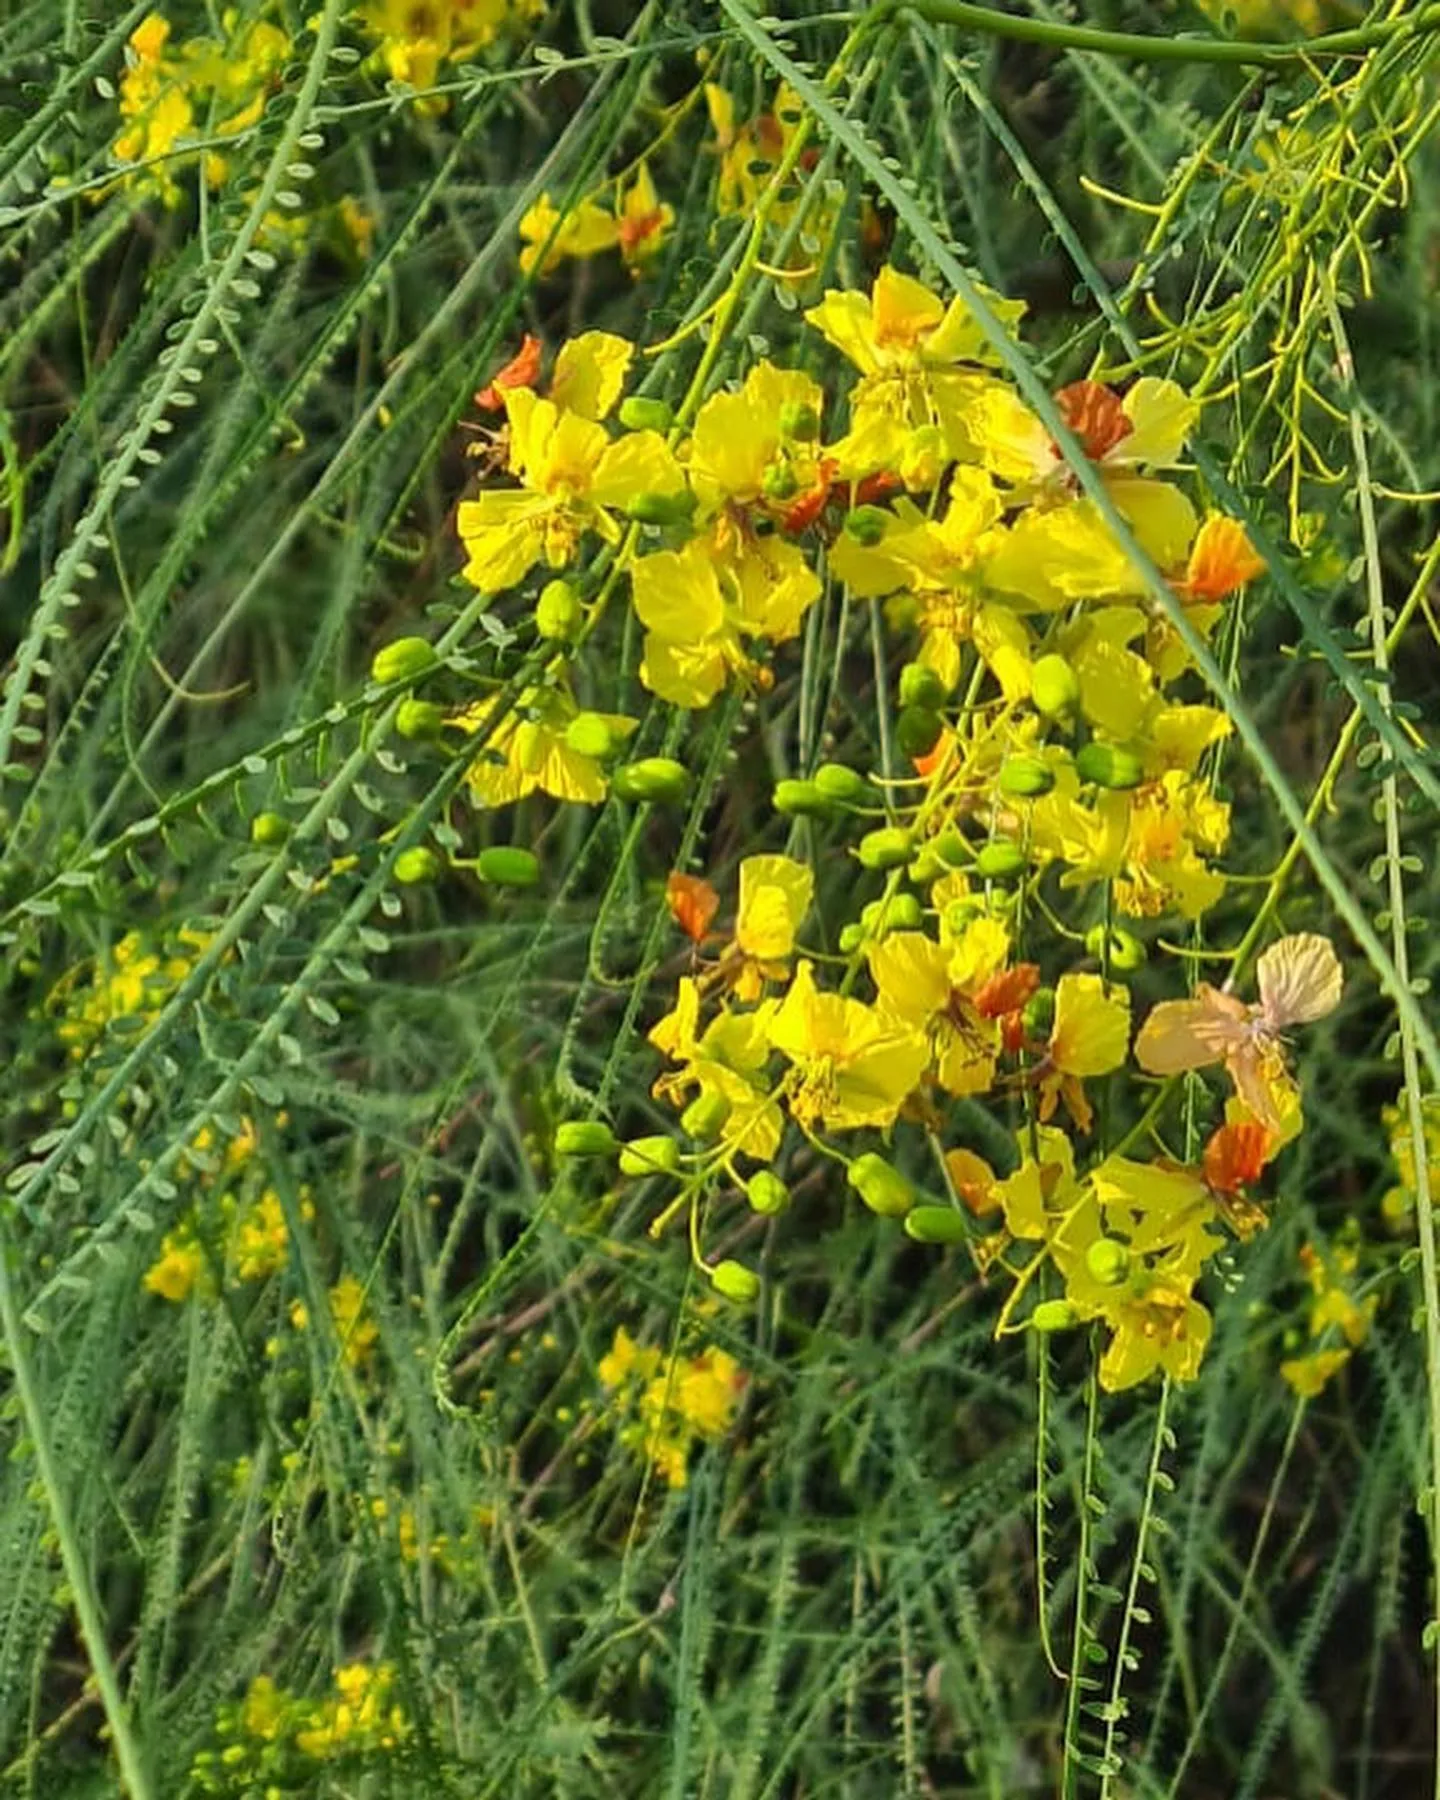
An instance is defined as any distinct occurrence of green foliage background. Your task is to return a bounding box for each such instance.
[2,0,1440,1794]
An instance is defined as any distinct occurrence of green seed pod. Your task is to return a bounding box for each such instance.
[746,1170,789,1216]
[681,1090,731,1141]
[370,637,436,686]
[711,1259,760,1304]
[813,763,871,805]
[1084,923,1147,970]
[857,827,914,871]
[904,1205,968,1245]
[899,662,948,710]
[564,712,617,761]
[395,698,447,740]
[618,1134,682,1177]
[250,811,289,847]
[975,840,1027,881]
[627,489,696,528]
[1030,1298,1078,1333]
[847,1152,915,1219]
[618,395,674,434]
[1075,741,1146,791]
[476,846,540,887]
[773,778,834,818]
[1085,1237,1131,1287]
[933,829,968,867]
[761,461,799,502]
[896,705,944,760]
[1030,653,1080,721]
[1023,986,1057,1039]
[394,847,442,885]
[998,755,1056,799]
[838,921,866,954]
[843,504,891,546]
[555,1121,617,1158]
[612,758,691,803]
[779,399,820,441]
[906,850,946,884]
[536,579,583,641]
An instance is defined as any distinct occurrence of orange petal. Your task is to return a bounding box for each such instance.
[666,872,720,944]
[1202,1118,1273,1194]
[476,334,543,411]
[974,963,1041,1020]
[1182,515,1265,601]
[1055,379,1132,462]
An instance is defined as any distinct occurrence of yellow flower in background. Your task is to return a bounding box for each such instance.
[229,1189,290,1282]
[453,677,637,808]
[51,927,210,1057]
[600,1326,746,1489]
[143,1230,205,1302]
[360,0,540,95]
[768,961,928,1133]
[328,1274,379,1369]
[616,162,674,273]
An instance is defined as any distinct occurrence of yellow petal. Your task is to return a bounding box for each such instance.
[550,331,634,420]
[737,855,814,961]
[1050,972,1130,1077]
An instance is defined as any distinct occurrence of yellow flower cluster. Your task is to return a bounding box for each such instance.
[598,1326,745,1488]
[189,1662,408,1793]
[291,1273,381,1369]
[360,0,543,97]
[50,925,210,1058]
[111,10,290,204]
[448,254,1345,1396]
[520,163,676,277]
[1279,1231,1377,1398]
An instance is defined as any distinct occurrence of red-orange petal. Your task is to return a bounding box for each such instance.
[475,334,543,411]
[666,872,721,944]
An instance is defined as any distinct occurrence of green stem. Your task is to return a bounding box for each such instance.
[870,0,1440,68]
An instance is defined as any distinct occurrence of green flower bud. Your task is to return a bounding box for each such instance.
[896,705,944,760]
[813,763,871,805]
[1022,986,1057,1039]
[612,758,691,804]
[555,1121,617,1158]
[998,755,1056,799]
[779,400,820,441]
[843,504,891,546]
[899,662,948,710]
[860,893,924,936]
[1030,653,1080,721]
[773,778,834,818]
[618,1134,681,1177]
[975,840,1027,881]
[1085,1237,1131,1287]
[746,1170,789,1216]
[371,637,436,686]
[681,1091,731,1141]
[627,489,696,528]
[536,579,582,641]
[476,846,540,887]
[904,1205,968,1245]
[394,846,441,885]
[1075,742,1146,791]
[944,899,982,936]
[564,712,617,761]
[761,462,799,502]
[250,811,289,847]
[847,1152,915,1218]
[933,829,968,867]
[838,921,866,954]
[906,850,946,884]
[711,1259,760,1304]
[1030,1298,1078,1333]
[1084,923,1147,970]
[395,698,447,740]
[857,827,914,871]
[618,396,674,433]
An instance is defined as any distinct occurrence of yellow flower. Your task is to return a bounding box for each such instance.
[230,1189,289,1282]
[518,193,621,276]
[829,469,1030,698]
[598,1325,662,1389]
[806,265,1023,480]
[649,978,784,1161]
[867,918,1009,1097]
[1038,972,1130,1131]
[1280,1347,1351,1397]
[453,676,637,808]
[601,1328,746,1489]
[143,1231,204,1302]
[457,375,683,595]
[329,1275,379,1368]
[359,0,537,94]
[767,961,928,1133]
[685,360,827,516]
[731,854,813,1000]
[616,162,674,273]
